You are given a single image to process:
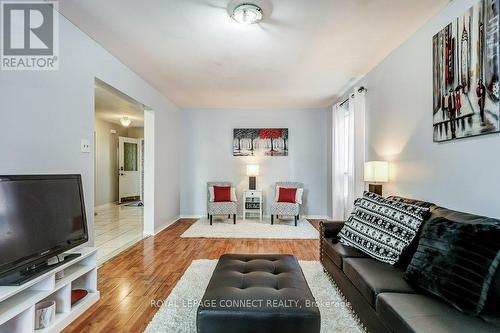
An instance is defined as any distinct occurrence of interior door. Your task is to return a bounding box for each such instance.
[118,137,140,203]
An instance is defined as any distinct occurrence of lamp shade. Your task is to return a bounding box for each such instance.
[246,164,259,176]
[364,161,389,183]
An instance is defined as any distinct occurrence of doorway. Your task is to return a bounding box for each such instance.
[93,79,150,264]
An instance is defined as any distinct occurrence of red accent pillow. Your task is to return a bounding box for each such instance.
[278,187,297,203]
[213,186,231,202]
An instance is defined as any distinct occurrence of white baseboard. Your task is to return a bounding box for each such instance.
[303,215,331,220]
[179,215,205,219]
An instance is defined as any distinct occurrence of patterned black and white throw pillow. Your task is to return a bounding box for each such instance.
[339,192,430,265]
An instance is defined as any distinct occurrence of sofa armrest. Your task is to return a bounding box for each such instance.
[320,220,345,239]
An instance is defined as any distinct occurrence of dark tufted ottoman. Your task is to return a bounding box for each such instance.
[197,254,320,333]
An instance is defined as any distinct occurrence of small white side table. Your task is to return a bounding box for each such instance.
[243,190,263,221]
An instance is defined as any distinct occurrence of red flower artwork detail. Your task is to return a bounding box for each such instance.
[259,128,282,152]
[259,128,282,139]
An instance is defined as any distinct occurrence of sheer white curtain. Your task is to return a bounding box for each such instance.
[331,88,366,220]
[332,98,355,220]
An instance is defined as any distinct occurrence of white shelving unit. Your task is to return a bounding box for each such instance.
[243,190,263,221]
[0,248,99,333]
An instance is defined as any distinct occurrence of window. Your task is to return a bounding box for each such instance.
[332,99,354,220]
[342,106,351,204]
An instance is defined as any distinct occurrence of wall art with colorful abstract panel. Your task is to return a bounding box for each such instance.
[432,0,499,142]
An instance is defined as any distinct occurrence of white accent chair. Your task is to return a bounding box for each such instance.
[207,182,237,225]
[270,182,303,227]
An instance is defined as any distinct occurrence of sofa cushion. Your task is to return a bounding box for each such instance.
[207,201,237,215]
[321,238,368,269]
[377,293,500,333]
[387,196,436,209]
[320,220,345,239]
[343,258,415,308]
[404,216,500,315]
[270,202,299,216]
[339,192,429,265]
[482,267,500,325]
[428,206,491,223]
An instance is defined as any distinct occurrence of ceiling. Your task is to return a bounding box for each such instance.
[60,0,448,108]
[95,81,144,127]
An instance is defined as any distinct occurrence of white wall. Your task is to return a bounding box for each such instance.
[94,119,125,206]
[180,108,329,218]
[0,11,180,245]
[126,127,144,139]
[153,106,180,231]
[361,0,500,218]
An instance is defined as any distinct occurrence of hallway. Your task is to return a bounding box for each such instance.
[94,203,144,264]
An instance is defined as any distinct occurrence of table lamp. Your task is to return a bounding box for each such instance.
[364,161,389,196]
[246,164,259,190]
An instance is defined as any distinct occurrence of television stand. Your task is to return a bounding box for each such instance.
[0,248,99,333]
[0,253,81,286]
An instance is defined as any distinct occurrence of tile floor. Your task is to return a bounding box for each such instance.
[94,203,144,265]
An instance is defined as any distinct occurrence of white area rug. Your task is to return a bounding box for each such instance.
[180,218,319,239]
[145,260,364,333]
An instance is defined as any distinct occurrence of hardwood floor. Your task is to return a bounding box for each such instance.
[63,219,321,333]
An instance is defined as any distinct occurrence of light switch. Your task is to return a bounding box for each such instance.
[81,139,91,153]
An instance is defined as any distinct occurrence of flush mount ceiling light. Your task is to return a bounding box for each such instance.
[231,4,263,25]
[120,116,131,127]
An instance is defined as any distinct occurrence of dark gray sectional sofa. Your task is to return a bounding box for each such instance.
[320,197,500,333]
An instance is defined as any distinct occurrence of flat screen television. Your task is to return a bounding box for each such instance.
[0,174,88,285]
